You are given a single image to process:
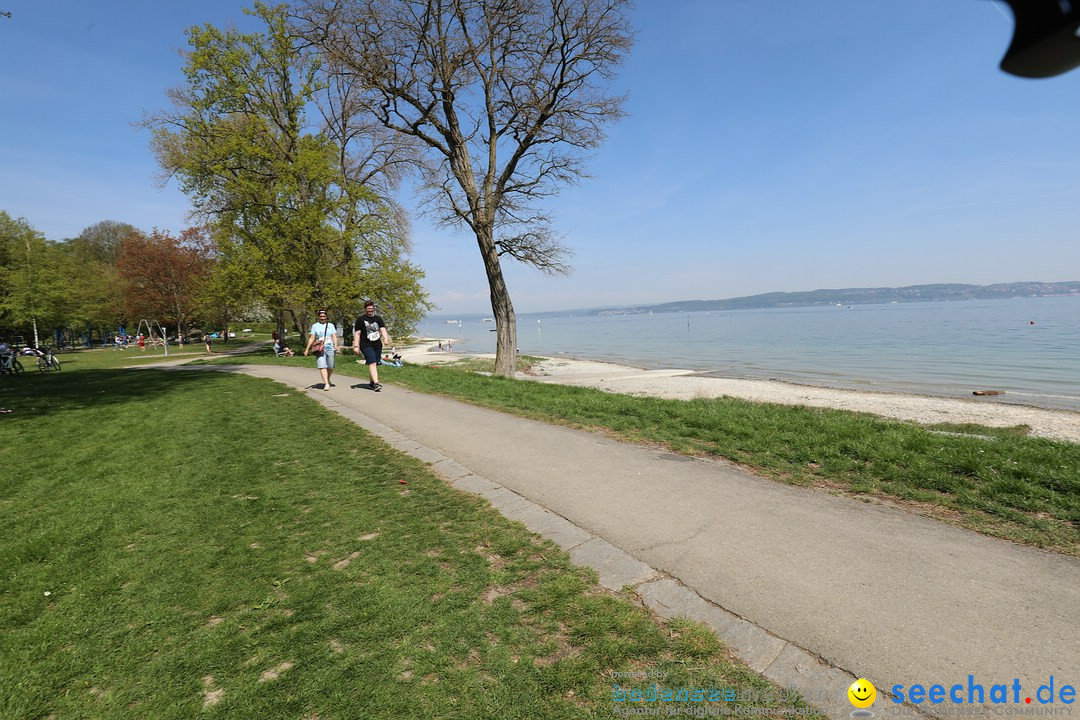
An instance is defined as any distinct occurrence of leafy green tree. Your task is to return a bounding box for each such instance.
[297,0,632,375]
[65,220,137,265]
[55,220,135,338]
[344,254,431,340]
[143,2,429,338]
[58,256,124,342]
[0,212,17,326]
[0,212,69,345]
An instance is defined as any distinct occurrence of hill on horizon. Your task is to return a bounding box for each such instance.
[586,281,1080,316]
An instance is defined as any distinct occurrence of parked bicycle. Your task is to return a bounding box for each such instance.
[36,347,61,373]
[1,352,23,376]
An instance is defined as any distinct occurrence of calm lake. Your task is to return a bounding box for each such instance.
[418,296,1080,412]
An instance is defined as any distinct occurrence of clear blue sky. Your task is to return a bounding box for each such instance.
[3,1,1079,314]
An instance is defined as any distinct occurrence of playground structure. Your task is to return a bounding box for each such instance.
[31,321,246,353]
[56,326,108,350]
[133,319,170,357]
[13,322,196,352]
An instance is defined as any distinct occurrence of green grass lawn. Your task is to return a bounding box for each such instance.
[0,362,823,719]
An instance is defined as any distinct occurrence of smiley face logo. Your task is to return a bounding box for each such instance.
[848,678,877,709]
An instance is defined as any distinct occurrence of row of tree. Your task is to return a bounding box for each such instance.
[0,212,428,347]
[0,215,216,346]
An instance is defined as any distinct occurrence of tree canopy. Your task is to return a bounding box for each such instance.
[144,1,430,335]
[0,213,203,345]
[117,228,213,336]
[66,220,136,265]
[0,212,70,345]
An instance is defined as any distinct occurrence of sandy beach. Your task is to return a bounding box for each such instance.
[398,341,1080,444]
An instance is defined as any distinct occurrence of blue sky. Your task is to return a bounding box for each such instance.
[2,1,1079,314]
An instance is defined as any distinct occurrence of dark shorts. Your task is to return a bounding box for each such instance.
[361,346,381,365]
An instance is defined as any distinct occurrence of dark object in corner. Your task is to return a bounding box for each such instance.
[1000,0,1080,78]
[973,390,1003,396]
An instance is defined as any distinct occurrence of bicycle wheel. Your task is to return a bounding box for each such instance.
[51,357,61,371]
[12,359,23,375]
[37,357,46,373]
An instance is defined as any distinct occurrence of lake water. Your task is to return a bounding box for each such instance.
[417,296,1080,412]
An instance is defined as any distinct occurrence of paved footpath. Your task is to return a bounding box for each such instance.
[190,363,1080,719]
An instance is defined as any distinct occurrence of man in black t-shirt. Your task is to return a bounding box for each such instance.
[353,300,391,391]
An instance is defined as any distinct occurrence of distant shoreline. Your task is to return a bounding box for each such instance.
[417,296,1080,414]
[398,340,1080,444]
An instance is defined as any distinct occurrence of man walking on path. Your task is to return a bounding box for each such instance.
[353,300,391,392]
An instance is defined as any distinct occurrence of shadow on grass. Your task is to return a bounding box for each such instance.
[0,365,251,419]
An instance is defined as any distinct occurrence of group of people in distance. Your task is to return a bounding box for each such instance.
[303,300,391,392]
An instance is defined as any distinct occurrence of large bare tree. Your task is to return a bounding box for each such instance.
[297,0,632,376]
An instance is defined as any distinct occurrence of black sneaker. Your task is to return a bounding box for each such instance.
[373,382,382,392]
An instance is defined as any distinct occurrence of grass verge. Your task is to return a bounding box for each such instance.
[358,363,1080,556]
[0,366,824,719]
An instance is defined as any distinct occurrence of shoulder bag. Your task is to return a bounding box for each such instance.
[311,322,328,356]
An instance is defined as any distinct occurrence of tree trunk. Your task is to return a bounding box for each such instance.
[275,308,286,347]
[289,309,306,338]
[476,225,517,377]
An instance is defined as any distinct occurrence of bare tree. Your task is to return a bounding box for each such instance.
[297,0,632,376]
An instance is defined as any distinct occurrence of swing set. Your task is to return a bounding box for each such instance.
[133,319,170,356]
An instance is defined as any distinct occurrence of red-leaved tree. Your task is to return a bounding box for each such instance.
[117,228,213,339]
